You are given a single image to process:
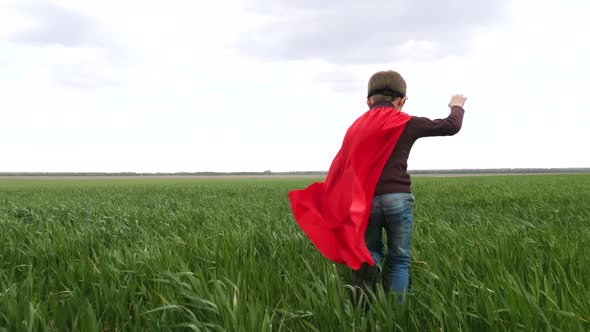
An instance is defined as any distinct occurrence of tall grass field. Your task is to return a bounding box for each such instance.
[1,175,589,331]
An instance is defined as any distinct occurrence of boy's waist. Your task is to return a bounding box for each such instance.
[374,181,412,195]
[374,170,412,195]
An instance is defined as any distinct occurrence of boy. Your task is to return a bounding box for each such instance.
[353,70,466,302]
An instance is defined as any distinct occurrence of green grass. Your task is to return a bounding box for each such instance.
[0,175,589,331]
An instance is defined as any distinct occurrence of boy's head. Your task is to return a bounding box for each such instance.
[367,70,407,110]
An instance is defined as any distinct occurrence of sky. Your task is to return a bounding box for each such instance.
[0,0,588,172]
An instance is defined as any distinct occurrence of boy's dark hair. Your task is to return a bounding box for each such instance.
[367,71,407,103]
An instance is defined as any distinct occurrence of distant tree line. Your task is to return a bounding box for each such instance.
[0,168,588,177]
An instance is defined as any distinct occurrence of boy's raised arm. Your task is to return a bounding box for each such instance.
[411,94,467,138]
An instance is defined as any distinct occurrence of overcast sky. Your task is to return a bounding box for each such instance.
[1,0,588,172]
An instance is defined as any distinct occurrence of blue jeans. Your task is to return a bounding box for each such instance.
[365,192,415,300]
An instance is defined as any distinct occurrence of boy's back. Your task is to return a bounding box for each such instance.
[374,103,465,195]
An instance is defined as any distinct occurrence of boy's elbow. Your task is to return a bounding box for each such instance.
[441,119,462,136]
[448,123,462,135]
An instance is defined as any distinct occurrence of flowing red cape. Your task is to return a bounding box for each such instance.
[288,106,411,270]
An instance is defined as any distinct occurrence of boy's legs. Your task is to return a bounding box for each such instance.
[353,196,383,294]
[380,193,415,302]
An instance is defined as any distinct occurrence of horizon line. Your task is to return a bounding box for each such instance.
[0,167,589,176]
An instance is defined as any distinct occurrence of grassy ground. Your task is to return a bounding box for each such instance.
[0,175,589,331]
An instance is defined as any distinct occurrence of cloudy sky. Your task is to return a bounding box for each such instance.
[0,0,588,172]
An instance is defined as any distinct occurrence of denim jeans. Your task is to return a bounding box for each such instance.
[365,192,415,300]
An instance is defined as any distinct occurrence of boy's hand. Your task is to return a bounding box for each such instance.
[448,94,467,108]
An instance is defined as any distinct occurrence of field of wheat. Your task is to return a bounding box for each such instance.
[0,175,589,331]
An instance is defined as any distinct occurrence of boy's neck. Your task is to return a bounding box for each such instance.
[370,101,397,109]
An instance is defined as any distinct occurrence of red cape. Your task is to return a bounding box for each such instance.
[288,105,411,270]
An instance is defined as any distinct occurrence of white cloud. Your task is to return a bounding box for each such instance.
[238,0,510,64]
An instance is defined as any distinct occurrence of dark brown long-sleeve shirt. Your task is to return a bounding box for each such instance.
[373,102,465,195]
